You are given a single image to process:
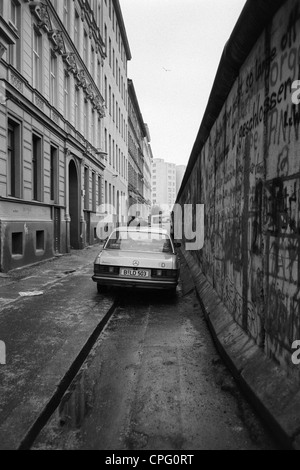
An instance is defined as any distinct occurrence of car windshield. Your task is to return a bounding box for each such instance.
[105,230,174,253]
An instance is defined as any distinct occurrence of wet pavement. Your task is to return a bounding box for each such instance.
[0,247,282,450]
[0,246,102,307]
[32,275,279,450]
[0,244,115,450]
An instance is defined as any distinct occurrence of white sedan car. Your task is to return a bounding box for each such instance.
[92,226,180,293]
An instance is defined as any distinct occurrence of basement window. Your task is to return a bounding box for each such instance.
[36,230,45,251]
[12,232,23,255]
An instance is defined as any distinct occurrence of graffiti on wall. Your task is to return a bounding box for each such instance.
[179,0,300,369]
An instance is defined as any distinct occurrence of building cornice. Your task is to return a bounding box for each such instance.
[128,78,147,137]
[112,0,132,60]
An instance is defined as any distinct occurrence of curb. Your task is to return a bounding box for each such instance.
[6,244,103,276]
[180,248,300,450]
[18,298,118,450]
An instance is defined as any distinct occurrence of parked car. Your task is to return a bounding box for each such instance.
[92,226,181,293]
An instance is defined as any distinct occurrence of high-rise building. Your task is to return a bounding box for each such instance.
[151,159,177,213]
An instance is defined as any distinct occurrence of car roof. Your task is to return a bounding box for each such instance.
[111,226,169,235]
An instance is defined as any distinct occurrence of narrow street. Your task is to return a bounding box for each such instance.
[31,276,279,450]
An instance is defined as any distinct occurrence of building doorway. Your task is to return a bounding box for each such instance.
[69,160,80,249]
[53,207,60,253]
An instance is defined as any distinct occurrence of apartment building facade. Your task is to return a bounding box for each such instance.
[0,0,131,272]
[101,0,131,235]
[127,79,152,222]
[142,123,152,215]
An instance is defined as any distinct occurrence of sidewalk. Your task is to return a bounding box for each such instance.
[0,245,103,307]
[179,248,300,450]
[0,244,116,450]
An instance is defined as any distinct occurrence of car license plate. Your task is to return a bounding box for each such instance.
[120,268,150,278]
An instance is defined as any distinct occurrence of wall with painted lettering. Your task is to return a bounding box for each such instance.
[178,0,300,376]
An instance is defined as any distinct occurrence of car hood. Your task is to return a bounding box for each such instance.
[96,250,177,269]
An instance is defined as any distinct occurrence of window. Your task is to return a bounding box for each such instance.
[64,72,70,120]
[84,100,89,139]
[63,0,70,29]
[7,119,21,198]
[83,30,88,63]
[91,45,94,76]
[104,128,107,153]
[109,86,111,115]
[9,0,21,70]
[10,0,18,27]
[84,166,89,210]
[33,29,42,91]
[12,232,23,255]
[50,53,57,106]
[32,133,42,201]
[75,86,80,130]
[112,139,115,168]
[97,117,101,149]
[50,145,58,203]
[74,10,80,49]
[109,38,111,67]
[7,125,15,197]
[109,134,111,165]
[91,110,95,145]
[36,231,45,251]
[92,172,96,212]
[97,60,101,91]
[98,176,102,206]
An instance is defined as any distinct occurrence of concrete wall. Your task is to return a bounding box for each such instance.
[178,0,300,377]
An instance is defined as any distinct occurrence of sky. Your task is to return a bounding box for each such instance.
[119,0,247,166]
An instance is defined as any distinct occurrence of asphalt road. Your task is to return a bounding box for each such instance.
[32,284,280,450]
[0,246,115,449]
